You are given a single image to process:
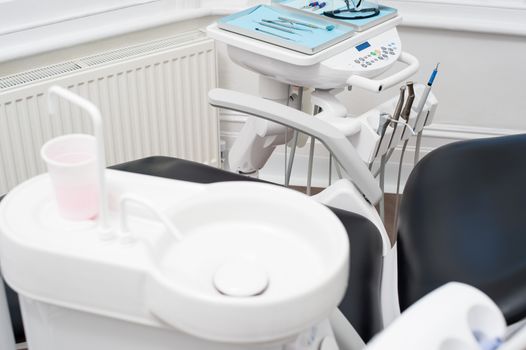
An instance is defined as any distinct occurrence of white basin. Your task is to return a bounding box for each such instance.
[146,182,350,343]
[0,172,349,346]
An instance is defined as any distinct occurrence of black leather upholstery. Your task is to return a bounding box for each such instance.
[110,156,270,184]
[330,207,384,340]
[112,156,385,341]
[398,135,526,324]
[0,195,25,344]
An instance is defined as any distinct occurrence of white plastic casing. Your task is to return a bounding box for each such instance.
[0,170,349,349]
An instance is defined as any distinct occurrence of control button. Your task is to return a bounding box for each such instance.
[361,64,367,68]
[367,62,372,65]
[382,54,388,58]
[374,59,378,62]
[389,52,395,55]
[381,46,387,50]
[354,59,361,64]
[359,58,365,61]
[371,52,377,56]
[379,56,384,60]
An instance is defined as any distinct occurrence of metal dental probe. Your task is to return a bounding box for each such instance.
[393,82,416,231]
[255,21,298,35]
[277,16,336,31]
[414,63,440,164]
[261,19,313,32]
[255,27,294,41]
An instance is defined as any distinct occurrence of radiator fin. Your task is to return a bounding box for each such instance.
[0,31,207,91]
[0,62,82,90]
[0,32,219,195]
[79,31,206,67]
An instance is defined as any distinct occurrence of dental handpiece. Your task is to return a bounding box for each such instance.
[400,81,416,138]
[413,63,440,125]
[401,82,415,121]
[413,63,440,164]
[378,113,391,135]
[386,86,406,149]
[391,86,406,125]
[372,112,392,161]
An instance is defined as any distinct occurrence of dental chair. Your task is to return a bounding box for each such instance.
[0,157,385,347]
[397,134,526,327]
[2,133,526,348]
[112,134,526,339]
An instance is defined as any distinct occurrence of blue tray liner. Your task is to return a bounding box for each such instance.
[219,5,354,49]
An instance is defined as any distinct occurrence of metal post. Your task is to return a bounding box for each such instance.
[285,87,304,187]
[306,105,321,195]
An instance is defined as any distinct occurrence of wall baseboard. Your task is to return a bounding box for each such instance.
[220,112,524,193]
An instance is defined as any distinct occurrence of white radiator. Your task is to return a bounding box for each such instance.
[0,30,219,195]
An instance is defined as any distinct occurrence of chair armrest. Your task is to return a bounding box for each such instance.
[209,88,382,204]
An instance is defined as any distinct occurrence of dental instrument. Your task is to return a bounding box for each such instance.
[401,82,415,124]
[324,0,380,20]
[302,1,319,9]
[386,85,406,150]
[414,63,440,164]
[371,112,391,165]
[393,81,416,231]
[376,85,405,220]
[277,16,336,31]
[310,2,327,10]
[261,19,313,32]
[255,21,299,35]
[306,105,322,195]
[255,27,295,41]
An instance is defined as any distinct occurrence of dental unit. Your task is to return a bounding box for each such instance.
[0,1,525,350]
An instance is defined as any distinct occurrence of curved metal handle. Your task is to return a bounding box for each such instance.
[347,52,420,93]
[120,194,184,242]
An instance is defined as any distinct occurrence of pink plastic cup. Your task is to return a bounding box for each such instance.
[41,134,99,221]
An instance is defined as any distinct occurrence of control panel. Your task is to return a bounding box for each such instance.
[321,28,402,78]
[354,41,399,69]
